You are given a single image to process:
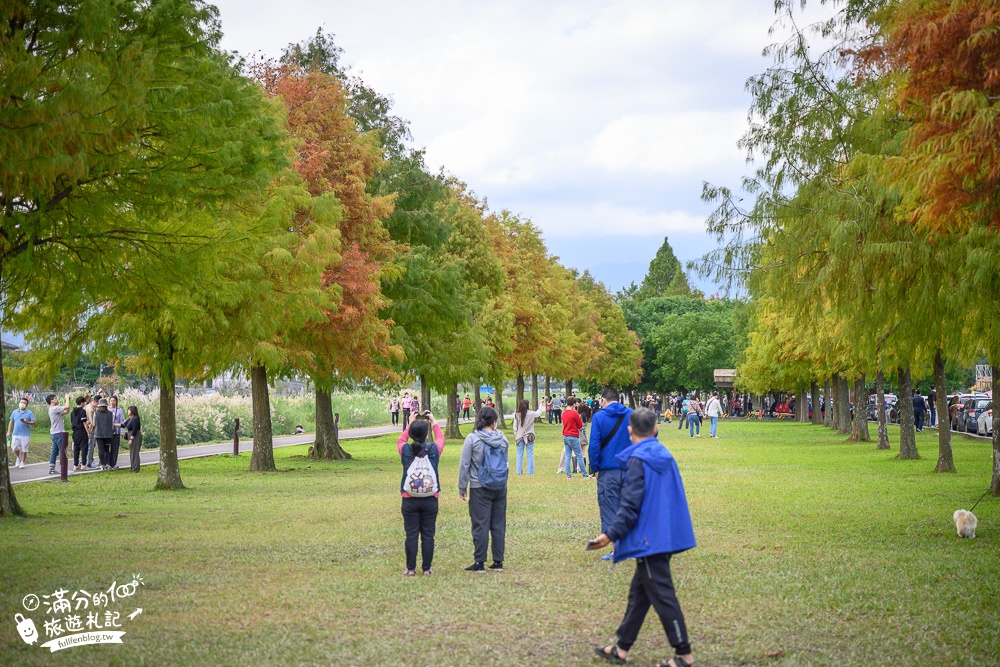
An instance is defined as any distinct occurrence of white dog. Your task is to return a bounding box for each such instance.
[953,509,978,538]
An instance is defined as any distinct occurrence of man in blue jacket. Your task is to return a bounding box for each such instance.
[591,408,696,667]
[588,387,633,561]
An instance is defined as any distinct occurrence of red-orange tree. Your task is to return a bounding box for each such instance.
[257,63,399,458]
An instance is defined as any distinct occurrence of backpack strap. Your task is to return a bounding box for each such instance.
[598,415,626,453]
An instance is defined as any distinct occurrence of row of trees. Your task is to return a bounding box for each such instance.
[0,5,640,516]
[695,0,999,494]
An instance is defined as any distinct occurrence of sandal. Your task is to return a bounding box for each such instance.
[594,645,627,664]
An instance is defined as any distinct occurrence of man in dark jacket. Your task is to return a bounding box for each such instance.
[591,408,696,667]
[588,386,633,561]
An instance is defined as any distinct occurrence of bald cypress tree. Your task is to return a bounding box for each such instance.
[633,237,691,302]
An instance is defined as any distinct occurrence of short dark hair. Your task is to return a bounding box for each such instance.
[409,419,429,442]
[601,386,619,402]
[475,406,498,430]
[630,408,657,437]
[46,393,57,405]
[75,396,87,406]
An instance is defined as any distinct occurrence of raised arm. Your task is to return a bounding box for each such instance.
[396,426,410,455]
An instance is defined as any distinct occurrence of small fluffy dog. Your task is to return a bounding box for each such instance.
[953,509,978,538]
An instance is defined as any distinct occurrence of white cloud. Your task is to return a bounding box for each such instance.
[531,202,706,238]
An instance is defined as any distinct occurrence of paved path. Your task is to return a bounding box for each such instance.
[10,420,472,485]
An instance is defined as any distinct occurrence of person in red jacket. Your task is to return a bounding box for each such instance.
[562,397,591,479]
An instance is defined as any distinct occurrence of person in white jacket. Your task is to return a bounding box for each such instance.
[705,391,723,438]
[512,400,546,475]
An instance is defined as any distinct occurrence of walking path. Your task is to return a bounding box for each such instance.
[10,419,474,485]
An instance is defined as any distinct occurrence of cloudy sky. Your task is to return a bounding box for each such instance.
[211,0,831,294]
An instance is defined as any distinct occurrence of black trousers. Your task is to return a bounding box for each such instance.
[402,409,411,427]
[109,434,121,467]
[72,430,88,466]
[391,411,399,425]
[401,496,438,571]
[95,437,113,466]
[463,408,470,419]
[469,486,507,564]
[616,552,691,655]
[129,433,143,472]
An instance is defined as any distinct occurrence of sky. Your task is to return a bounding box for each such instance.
[208,0,832,295]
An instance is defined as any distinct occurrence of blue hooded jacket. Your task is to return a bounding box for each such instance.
[606,436,696,562]
[587,401,633,474]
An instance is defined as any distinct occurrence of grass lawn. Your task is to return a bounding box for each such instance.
[1,419,997,666]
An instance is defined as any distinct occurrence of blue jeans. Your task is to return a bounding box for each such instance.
[915,411,925,431]
[929,406,936,427]
[709,416,719,437]
[49,433,64,466]
[596,468,624,535]
[688,415,701,436]
[563,436,588,477]
[516,438,534,474]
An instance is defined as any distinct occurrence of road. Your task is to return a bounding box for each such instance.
[9,421,458,485]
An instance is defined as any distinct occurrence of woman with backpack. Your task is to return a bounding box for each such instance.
[397,412,445,576]
[513,399,546,475]
[458,406,509,572]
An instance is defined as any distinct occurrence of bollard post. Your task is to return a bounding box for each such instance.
[60,432,69,482]
[233,418,240,456]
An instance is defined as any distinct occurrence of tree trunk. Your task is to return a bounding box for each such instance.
[419,374,431,415]
[797,386,809,422]
[248,364,276,472]
[823,379,832,427]
[810,381,821,425]
[831,375,841,432]
[628,390,636,408]
[566,378,574,397]
[446,383,463,439]
[0,347,25,516]
[850,375,871,442]
[314,387,350,459]
[531,373,539,410]
[876,370,890,450]
[933,349,956,473]
[474,382,482,413]
[897,366,919,460]
[837,376,852,434]
[544,375,550,401]
[154,335,184,489]
[495,381,506,429]
[516,374,525,408]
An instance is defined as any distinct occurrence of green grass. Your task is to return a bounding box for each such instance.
[1,420,997,666]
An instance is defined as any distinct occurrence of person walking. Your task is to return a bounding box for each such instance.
[109,396,125,469]
[591,408,697,667]
[705,391,723,438]
[458,407,509,573]
[389,396,400,426]
[397,412,444,576]
[686,393,702,438]
[7,397,35,469]
[123,406,143,473]
[512,399,545,475]
[913,391,927,433]
[562,398,591,479]
[83,394,98,469]
[588,387,634,562]
[46,393,71,475]
[92,398,115,470]
[928,385,937,427]
[677,394,688,431]
[553,394,564,424]
[463,395,472,419]
[70,396,89,470]
[401,393,412,428]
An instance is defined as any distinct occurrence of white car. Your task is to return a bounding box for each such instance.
[977,404,994,437]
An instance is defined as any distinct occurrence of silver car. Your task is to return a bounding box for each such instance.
[977,401,994,437]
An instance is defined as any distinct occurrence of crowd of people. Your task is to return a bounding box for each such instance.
[394,388,698,667]
[6,392,143,474]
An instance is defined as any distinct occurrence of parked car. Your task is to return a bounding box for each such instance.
[948,394,978,431]
[866,393,899,423]
[977,402,994,437]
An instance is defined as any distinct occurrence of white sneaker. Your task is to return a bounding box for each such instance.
[18,459,24,469]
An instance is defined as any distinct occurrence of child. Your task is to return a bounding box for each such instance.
[591,408,696,667]
[397,413,444,575]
